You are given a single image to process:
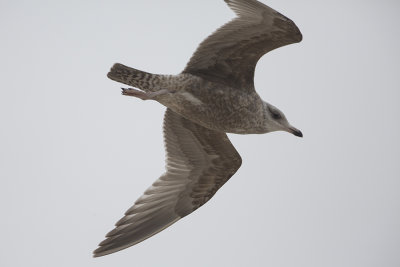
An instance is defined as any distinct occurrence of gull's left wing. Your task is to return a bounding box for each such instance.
[93,109,242,257]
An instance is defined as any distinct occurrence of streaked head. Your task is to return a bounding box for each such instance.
[262,102,303,137]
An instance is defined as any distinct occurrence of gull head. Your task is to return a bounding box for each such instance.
[262,102,303,137]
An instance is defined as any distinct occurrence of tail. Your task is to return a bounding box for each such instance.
[107,63,161,92]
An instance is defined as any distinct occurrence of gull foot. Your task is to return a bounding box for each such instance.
[121,88,172,100]
[121,88,151,100]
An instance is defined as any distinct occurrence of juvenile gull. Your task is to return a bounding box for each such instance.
[94,0,302,257]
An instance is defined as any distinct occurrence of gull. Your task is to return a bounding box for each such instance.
[94,0,302,257]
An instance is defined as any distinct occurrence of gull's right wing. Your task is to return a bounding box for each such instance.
[183,0,302,92]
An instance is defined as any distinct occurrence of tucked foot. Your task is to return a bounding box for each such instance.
[121,88,173,101]
[121,88,150,100]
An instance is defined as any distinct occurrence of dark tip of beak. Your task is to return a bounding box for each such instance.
[290,127,303,138]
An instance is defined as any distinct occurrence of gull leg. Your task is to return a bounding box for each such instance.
[121,88,172,100]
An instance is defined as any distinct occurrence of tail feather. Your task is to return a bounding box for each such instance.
[107,63,159,91]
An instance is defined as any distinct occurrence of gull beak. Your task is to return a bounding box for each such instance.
[288,126,303,138]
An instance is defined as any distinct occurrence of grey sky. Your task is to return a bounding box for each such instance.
[1,0,399,266]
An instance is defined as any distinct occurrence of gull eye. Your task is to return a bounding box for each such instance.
[272,112,281,120]
[267,106,282,120]
[269,108,282,120]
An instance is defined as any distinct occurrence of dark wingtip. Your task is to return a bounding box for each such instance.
[92,246,109,258]
[291,21,303,43]
[296,31,303,43]
[92,249,101,258]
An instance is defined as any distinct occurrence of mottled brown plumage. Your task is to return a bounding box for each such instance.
[94,0,302,257]
[183,0,302,91]
[94,109,241,257]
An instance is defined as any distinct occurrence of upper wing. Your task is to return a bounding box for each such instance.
[182,0,302,91]
[93,109,242,257]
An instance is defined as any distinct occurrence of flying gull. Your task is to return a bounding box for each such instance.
[94,0,303,257]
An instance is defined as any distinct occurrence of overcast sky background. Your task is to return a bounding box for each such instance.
[1,0,399,266]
